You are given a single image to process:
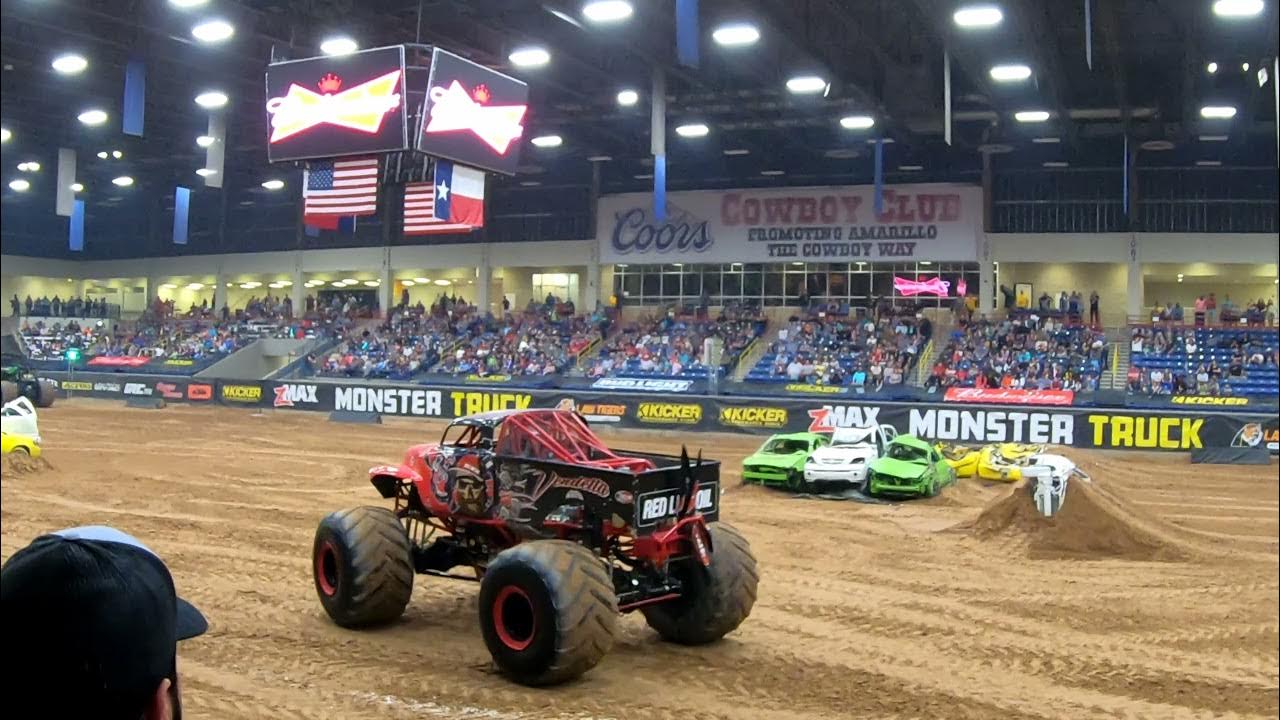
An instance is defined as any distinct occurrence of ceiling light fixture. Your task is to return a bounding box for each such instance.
[191,19,234,43]
[953,4,1004,28]
[319,36,358,55]
[898,164,924,171]
[616,89,639,106]
[194,91,228,108]
[586,154,613,162]
[711,22,760,46]
[19,161,40,172]
[168,0,209,7]
[97,151,109,159]
[362,280,381,287]
[261,179,284,190]
[989,63,1032,81]
[0,128,9,143]
[675,123,709,137]
[582,0,634,23]
[196,135,215,148]
[1207,61,1219,73]
[531,134,563,148]
[186,282,205,290]
[414,277,431,284]
[111,150,123,159]
[434,279,452,286]
[78,109,108,126]
[723,148,750,156]
[760,170,785,176]
[51,53,88,75]
[1241,61,1250,72]
[1014,110,1051,122]
[1042,161,1069,168]
[1195,160,1223,166]
[8,179,30,192]
[111,175,134,187]
[1031,136,1061,143]
[634,173,654,179]
[196,168,217,177]
[1212,0,1264,18]
[839,114,875,129]
[401,280,416,287]
[1199,134,1229,141]
[786,75,827,94]
[1199,105,1237,118]
[70,182,84,192]
[509,46,551,67]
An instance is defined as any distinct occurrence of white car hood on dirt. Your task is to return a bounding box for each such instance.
[808,444,878,465]
[2,397,40,442]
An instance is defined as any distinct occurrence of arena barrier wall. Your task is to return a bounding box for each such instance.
[41,371,1279,455]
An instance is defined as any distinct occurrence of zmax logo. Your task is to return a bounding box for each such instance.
[274,384,318,407]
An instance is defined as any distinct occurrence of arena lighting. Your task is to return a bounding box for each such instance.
[343,278,358,284]
[260,179,284,190]
[111,175,133,186]
[531,134,563,148]
[78,109,108,126]
[1196,160,1223,166]
[899,164,924,171]
[434,279,452,286]
[1212,0,1264,18]
[8,179,30,192]
[1207,61,1219,74]
[711,22,760,46]
[1199,134,1229,141]
[839,115,875,129]
[413,277,431,283]
[587,154,613,161]
[196,168,217,177]
[634,172,653,179]
[786,75,827,94]
[723,148,750,155]
[508,46,550,67]
[18,161,40,172]
[582,0,634,23]
[160,283,178,290]
[1241,62,1250,72]
[1199,105,1237,119]
[329,281,347,287]
[112,150,123,159]
[0,128,9,142]
[401,280,416,287]
[196,135,215,148]
[319,36,359,56]
[1032,136,1060,143]
[616,89,639,106]
[953,4,1004,28]
[675,123,709,137]
[97,151,109,159]
[1043,161,1069,167]
[194,91,228,108]
[51,53,88,75]
[191,19,234,43]
[989,64,1032,82]
[168,0,208,7]
[70,182,83,192]
[1014,110,1051,122]
[761,170,785,176]
[186,282,205,290]
[362,280,381,287]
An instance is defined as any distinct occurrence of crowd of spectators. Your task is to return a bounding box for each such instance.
[1128,326,1277,395]
[750,310,928,389]
[313,299,470,379]
[925,316,1107,393]
[439,303,609,377]
[999,286,1102,327]
[11,294,112,319]
[1149,294,1275,327]
[588,304,763,378]
[21,317,244,362]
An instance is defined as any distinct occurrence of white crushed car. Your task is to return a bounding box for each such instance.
[2,396,41,444]
[803,424,897,490]
[1022,453,1090,517]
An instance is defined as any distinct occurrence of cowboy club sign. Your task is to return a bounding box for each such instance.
[265,45,409,163]
[418,48,530,176]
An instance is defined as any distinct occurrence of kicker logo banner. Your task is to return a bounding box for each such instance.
[720,407,788,429]
[1087,415,1203,449]
[636,402,702,424]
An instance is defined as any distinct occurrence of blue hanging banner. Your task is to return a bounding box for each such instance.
[676,0,700,68]
[873,140,885,217]
[1122,135,1129,217]
[123,59,146,137]
[653,153,667,222]
[173,186,191,245]
[69,200,85,252]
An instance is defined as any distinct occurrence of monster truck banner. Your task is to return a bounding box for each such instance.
[597,183,981,265]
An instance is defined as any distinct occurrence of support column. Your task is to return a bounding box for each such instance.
[213,273,227,314]
[290,267,304,315]
[1126,234,1143,322]
[978,234,994,318]
[585,160,603,313]
[477,248,492,315]
[377,247,392,315]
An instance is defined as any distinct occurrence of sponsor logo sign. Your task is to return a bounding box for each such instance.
[1170,395,1250,406]
[807,405,882,433]
[591,377,694,393]
[187,383,213,401]
[464,373,512,383]
[636,482,718,527]
[1086,414,1202,450]
[548,474,611,499]
[274,383,319,408]
[418,48,530,176]
[556,398,626,423]
[92,382,121,393]
[944,387,1075,406]
[265,45,408,162]
[784,383,846,395]
[155,382,184,400]
[910,408,1074,445]
[598,184,981,265]
[61,380,93,391]
[123,382,153,396]
[719,406,789,429]
[449,391,532,416]
[335,386,443,416]
[88,356,150,367]
[221,384,263,403]
[636,402,703,425]
[1230,422,1266,449]
[162,359,195,367]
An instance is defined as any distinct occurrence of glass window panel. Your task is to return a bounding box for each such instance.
[722,271,742,296]
[703,271,721,296]
[764,270,784,297]
[642,272,660,297]
[682,271,701,296]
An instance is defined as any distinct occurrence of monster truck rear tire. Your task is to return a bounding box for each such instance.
[312,506,414,628]
[36,380,56,408]
[642,522,758,645]
[478,540,617,686]
[1,381,16,404]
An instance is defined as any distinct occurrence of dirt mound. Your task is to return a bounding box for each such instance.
[2,453,53,476]
[966,479,1187,561]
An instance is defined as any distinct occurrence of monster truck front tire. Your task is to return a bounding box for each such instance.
[0,381,16,404]
[36,380,56,408]
[642,522,758,645]
[312,506,414,628]
[478,540,617,686]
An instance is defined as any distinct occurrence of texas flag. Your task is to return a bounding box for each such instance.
[433,160,485,227]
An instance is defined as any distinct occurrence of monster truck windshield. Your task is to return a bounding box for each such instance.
[887,443,929,463]
[763,438,810,454]
[441,423,488,448]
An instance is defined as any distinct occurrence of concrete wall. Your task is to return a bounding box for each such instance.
[995,262,1129,324]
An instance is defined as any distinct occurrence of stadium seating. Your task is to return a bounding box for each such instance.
[1129,326,1278,397]
[588,309,764,380]
[926,318,1107,393]
[745,313,926,389]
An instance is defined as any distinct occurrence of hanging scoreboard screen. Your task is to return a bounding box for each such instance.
[417,48,529,176]
[265,45,409,163]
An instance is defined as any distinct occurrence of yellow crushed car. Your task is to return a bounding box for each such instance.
[935,443,981,477]
[976,443,1047,482]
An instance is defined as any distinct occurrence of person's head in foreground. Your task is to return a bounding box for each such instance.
[1,525,208,719]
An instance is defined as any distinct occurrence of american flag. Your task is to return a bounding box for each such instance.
[303,157,379,217]
[403,181,476,235]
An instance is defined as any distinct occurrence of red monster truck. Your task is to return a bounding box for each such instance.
[312,408,758,686]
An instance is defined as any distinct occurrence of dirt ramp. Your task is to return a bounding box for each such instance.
[2,454,53,476]
[966,479,1187,561]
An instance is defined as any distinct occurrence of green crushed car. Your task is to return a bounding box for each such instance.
[865,435,955,498]
[742,432,829,490]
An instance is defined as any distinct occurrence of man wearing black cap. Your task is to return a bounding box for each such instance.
[2,525,208,719]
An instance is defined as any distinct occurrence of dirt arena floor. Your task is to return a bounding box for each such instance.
[3,400,1277,720]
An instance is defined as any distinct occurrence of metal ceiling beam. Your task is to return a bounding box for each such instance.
[1095,0,1132,137]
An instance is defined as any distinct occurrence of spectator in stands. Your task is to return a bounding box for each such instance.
[1038,292,1052,312]
[1000,284,1015,310]
[9,294,18,316]
[24,295,33,315]
[1206,293,1218,325]
[1194,296,1206,326]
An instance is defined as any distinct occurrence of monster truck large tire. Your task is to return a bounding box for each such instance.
[0,381,16,404]
[312,506,414,628]
[478,540,617,686]
[35,380,56,408]
[642,522,758,645]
